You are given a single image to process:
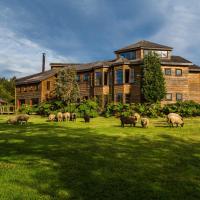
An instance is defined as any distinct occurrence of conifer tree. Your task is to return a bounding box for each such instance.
[142,52,166,103]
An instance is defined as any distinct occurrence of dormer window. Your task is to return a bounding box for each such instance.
[144,50,168,58]
[120,51,136,60]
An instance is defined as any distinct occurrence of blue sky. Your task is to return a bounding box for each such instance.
[0,0,200,77]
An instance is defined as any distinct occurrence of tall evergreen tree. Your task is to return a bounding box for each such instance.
[142,52,166,103]
[55,67,80,104]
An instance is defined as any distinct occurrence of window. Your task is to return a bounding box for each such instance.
[47,81,50,91]
[125,94,131,103]
[120,51,136,60]
[104,72,108,85]
[130,68,135,83]
[95,72,102,86]
[176,93,183,101]
[144,50,168,58]
[125,69,130,83]
[83,73,89,81]
[116,93,123,103]
[176,69,182,76]
[116,69,123,84]
[166,93,172,101]
[76,74,80,82]
[165,68,171,75]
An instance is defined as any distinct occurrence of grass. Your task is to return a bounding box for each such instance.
[0,115,200,200]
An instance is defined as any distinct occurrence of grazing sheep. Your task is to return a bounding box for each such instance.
[63,112,70,121]
[141,118,149,128]
[83,114,90,123]
[70,113,76,122]
[167,113,182,123]
[57,112,63,122]
[120,115,137,127]
[17,114,30,125]
[7,116,18,125]
[48,114,56,122]
[168,115,184,127]
[133,113,140,122]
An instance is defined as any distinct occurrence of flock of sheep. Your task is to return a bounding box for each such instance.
[48,112,77,122]
[6,112,184,128]
[120,112,184,128]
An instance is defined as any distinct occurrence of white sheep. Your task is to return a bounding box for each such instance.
[141,118,149,128]
[168,115,184,127]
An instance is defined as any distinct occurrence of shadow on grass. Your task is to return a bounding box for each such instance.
[0,122,200,200]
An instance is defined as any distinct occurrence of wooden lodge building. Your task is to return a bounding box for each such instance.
[16,40,200,108]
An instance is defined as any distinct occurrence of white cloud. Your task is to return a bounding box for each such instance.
[0,5,78,78]
[150,0,200,64]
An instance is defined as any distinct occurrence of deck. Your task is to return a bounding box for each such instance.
[0,106,16,114]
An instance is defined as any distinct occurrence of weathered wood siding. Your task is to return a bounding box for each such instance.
[161,66,189,104]
[188,73,200,103]
[16,83,41,107]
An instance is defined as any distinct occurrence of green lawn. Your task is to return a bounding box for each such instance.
[0,115,200,200]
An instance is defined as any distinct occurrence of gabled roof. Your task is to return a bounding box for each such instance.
[16,70,57,85]
[115,40,173,53]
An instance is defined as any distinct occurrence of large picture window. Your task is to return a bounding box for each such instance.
[120,51,136,60]
[95,72,102,86]
[125,69,130,83]
[116,69,123,84]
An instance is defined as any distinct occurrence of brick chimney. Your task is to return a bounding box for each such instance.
[42,53,46,72]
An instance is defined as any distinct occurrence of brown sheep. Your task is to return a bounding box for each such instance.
[48,114,56,121]
[141,118,149,128]
[168,115,184,127]
[57,112,63,122]
[120,115,137,127]
[70,113,76,122]
[16,114,30,125]
[63,112,70,121]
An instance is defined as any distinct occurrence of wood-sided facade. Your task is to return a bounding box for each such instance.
[16,40,200,108]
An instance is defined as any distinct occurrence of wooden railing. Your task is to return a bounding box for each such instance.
[0,105,16,114]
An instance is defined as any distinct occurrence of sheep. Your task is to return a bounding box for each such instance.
[63,112,70,121]
[167,113,182,123]
[141,118,149,128]
[57,112,63,122]
[120,115,137,127]
[16,114,30,125]
[70,113,76,122]
[168,115,184,127]
[48,114,56,122]
[7,116,18,125]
